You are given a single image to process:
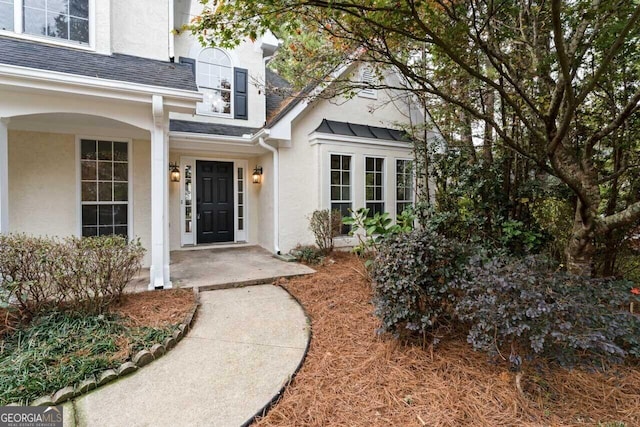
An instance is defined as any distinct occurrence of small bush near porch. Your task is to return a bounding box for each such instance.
[0,234,197,405]
[0,234,144,317]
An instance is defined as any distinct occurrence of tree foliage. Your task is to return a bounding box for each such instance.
[189,0,640,276]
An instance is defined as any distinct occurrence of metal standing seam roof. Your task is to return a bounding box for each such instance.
[0,36,198,91]
[314,119,410,142]
[169,120,259,137]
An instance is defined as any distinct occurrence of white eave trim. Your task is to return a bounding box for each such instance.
[309,131,412,149]
[169,131,255,145]
[0,63,202,110]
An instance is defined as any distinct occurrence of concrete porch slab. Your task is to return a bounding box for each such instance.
[128,246,315,292]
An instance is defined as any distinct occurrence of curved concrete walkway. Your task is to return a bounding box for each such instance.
[63,285,309,427]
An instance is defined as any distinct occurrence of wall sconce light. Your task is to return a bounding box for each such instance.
[252,166,263,184]
[169,162,180,182]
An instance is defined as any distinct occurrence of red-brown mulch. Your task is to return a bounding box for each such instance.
[257,252,640,426]
[110,288,196,328]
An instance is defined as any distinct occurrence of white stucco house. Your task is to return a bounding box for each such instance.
[0,0,426,289]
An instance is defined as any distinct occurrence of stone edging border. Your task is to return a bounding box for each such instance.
[240,284,312,427]
[19,288,200,407]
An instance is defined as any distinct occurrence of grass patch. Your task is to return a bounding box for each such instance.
[0,311,175,405]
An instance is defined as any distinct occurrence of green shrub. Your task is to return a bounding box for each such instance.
[308,209,342,254]
[343,207,415,257]
[291,244,324,264]
[370,229,470,343]
[455,256,640,367]
[0,234,145,316]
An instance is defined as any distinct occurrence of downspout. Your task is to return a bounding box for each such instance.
[258,136,281,255]
[168,0,175,61]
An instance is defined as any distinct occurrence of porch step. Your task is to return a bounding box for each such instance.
[274,253,297,262]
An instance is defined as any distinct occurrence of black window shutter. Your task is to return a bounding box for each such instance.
[179,57,196,76]
[234,67,248,120]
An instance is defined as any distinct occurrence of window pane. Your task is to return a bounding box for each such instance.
[98,226,113,236]
[82,226,97,237]
[341,187,350,200]
[342,172,350,185]
[331,171,340,185]
[70,0,88,18]
[47,10,68,40]
[113,205,127,225]
[366,157,373,170]
[114,226,128,237]
[331,186,340,200]
[113,183,127,201]
[238,206,243,218]
[48,0,69,14]
[113,142,127,161]
[98,205,113,226]
[81,182,96,201]
[81,140,96,159]
[0,3,14,31]
[81,160,96,181]
[24,7,47,36]
[341,156,350,170]
[113,163,127,181]
[238,193,243,204]
[98,161,112,180]
[24,0,45,8]
[238,218,244,230]
[331,155,340,170]
[98,182,112,201]
[81,205,97,226]
[69,17,88,43]
[98,141,112,160]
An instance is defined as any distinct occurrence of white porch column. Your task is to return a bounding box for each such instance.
[149,96,172,289]
[0,118,9,234]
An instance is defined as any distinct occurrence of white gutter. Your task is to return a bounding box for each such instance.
[168,0,175,60]
[257,133,281,255]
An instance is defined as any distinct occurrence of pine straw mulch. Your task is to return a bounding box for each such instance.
[259,252,640,427]
[110,288,196,328]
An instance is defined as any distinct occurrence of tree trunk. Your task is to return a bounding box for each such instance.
[565,200,595,276]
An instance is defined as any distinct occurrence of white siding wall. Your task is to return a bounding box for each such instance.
[110,0,170,60]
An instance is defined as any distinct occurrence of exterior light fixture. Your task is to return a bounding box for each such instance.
[169,162,180,182]
[252,166,263,184]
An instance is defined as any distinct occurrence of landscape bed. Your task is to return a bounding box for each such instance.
[259,253,640,426]
[0,288,196,405]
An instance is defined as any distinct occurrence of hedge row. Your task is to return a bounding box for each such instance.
[0,234,145,315]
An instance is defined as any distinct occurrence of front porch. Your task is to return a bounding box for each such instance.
[127,245,315,292]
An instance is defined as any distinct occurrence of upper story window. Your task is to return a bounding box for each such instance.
[197,48,233,116]
[1,0,89,44]
[0,0,13,31]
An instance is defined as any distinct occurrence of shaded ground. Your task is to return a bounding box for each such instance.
[258,252,640,426]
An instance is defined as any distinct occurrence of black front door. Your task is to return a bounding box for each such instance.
[196,161,234,243]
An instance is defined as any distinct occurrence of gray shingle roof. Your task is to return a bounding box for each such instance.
[314,119,409,142]
[170,120,259,137]
[0,36,198,91]
[265,68,292,119]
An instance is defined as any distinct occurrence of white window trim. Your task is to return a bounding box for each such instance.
[395,157,415,218]
[329,152,353,237]
[364,155,385,214]
[179,156,249,246]
[195,47,234,118]
[75,135,134,240]
[2,0,95,50]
